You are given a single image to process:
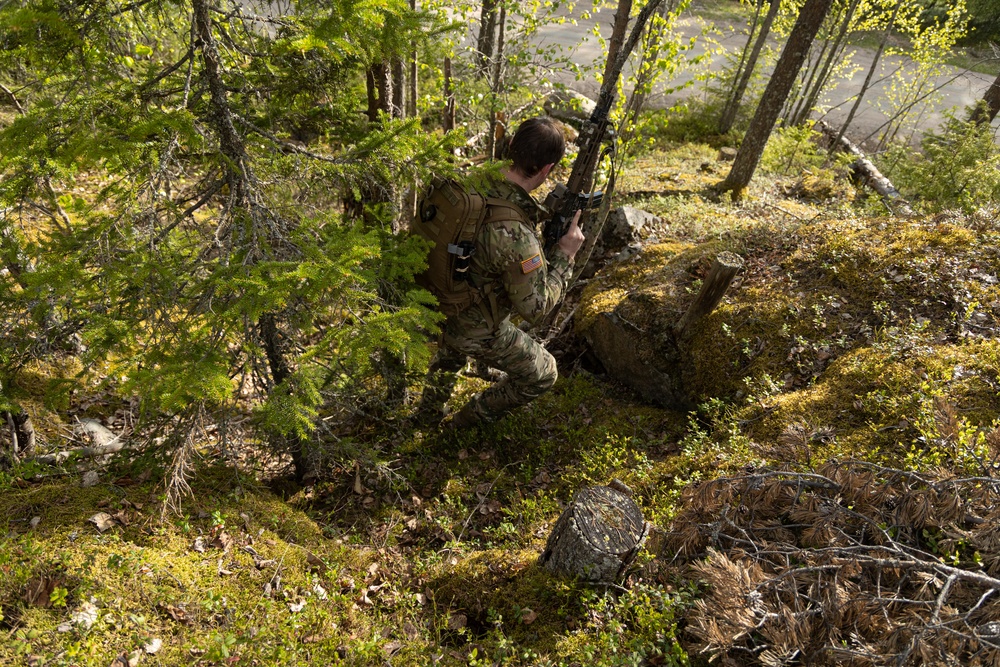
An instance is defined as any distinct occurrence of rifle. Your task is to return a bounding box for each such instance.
[540,0,664,254]
[541,87,615,252]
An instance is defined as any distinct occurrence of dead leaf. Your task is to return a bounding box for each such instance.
[109,653,130,667]
[447,613,467,631]
[217,559,233,576]
[81,470,100,487]
[88,512,116,533]
[353,463,366,495]
[478,450,492,460]
[404,517,418,531]
[70,601,99,629]
[457,449,468,460]
[29,516,40,529]
[384,641,403,655]
[306,552,327,575]
[211,531,233,553]
[192,537,206,553]
[23,575,62,607]
[521,608,538,625]
[403,621,420,639]
[144,638,162,654]
[367,561,380,577]
[136,468,153,483]
[288,600,306,613]
[158,602,189,624]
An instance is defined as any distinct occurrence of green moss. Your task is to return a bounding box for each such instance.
[0,471,374,666]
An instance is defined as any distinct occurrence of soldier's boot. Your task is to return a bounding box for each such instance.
[413,350,466,427]
[450,400,483,430]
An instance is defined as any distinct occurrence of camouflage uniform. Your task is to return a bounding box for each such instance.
[419,178,574,424]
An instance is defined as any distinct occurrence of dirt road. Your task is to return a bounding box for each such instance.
[532,6,998,146]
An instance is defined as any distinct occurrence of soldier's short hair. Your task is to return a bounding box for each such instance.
[507,117,565,177]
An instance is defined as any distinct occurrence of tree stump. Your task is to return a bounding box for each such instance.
[539,482,649,583]
[674,251,745,340]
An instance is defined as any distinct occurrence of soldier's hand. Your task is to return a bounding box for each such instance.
[557,210,585,261]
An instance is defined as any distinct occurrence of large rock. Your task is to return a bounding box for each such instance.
[580,206,662,279]
[585,310,688,408]
[577,241,722,409]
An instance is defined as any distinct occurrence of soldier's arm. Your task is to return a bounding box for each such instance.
[499,220,573,327]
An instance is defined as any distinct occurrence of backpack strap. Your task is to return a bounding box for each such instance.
[470,196,534,330]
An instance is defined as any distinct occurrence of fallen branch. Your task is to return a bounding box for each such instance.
[35,419,125,465]
[817,120,915,217]
[667,459,1000,664]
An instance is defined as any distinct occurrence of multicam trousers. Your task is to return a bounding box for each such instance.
[418,315,557,424]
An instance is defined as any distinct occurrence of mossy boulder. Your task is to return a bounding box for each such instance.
[577,212,1000,460]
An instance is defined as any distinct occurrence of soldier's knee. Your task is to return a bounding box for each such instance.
[534,350,558,393]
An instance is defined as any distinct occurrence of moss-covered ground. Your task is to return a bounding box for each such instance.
[4,132,1000,666]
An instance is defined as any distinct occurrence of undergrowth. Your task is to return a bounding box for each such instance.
[5,128,1000,666]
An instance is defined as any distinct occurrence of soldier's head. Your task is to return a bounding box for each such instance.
[507,117,565,184]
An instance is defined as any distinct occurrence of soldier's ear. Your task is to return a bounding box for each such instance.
[539,163,555,180]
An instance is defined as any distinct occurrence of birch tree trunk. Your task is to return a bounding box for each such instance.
[836,3,899,146]
[718,0,836,200]
[719,0,782,134]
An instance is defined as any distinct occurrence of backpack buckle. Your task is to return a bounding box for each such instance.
[448,241,476,281]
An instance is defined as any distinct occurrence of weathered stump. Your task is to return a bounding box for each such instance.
[674,251,745,339]
[539,482,650,583]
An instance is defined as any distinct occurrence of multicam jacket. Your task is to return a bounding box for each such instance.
[457,178,574,333]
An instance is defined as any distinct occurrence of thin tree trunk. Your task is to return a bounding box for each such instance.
[719,0,836,200]
[407,0,418,118]
[487,3,507,161]
[193,0,310,481]
[970,70,1000,126]
[836,4,899,146]
[792,0,860,126]
[719,0,782,134]
[602,0,634,86]
[785,34,828,125]
[725,0,766,118]
[391,58,405,118]
[443,57,456,131]
[477,0,499,77]
[366,62,392,122]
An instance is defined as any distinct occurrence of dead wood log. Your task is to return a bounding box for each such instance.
[35,419,124,465]
[539,481,650,583]
[817,120,915,217]
[674,252,744,339]
[2,410,35,466]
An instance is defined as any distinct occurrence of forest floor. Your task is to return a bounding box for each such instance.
[3,125,1000,665]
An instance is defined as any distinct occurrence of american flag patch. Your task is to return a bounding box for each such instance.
[520,253,542,274]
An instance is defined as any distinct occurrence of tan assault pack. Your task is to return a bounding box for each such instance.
[411,179,518,317]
